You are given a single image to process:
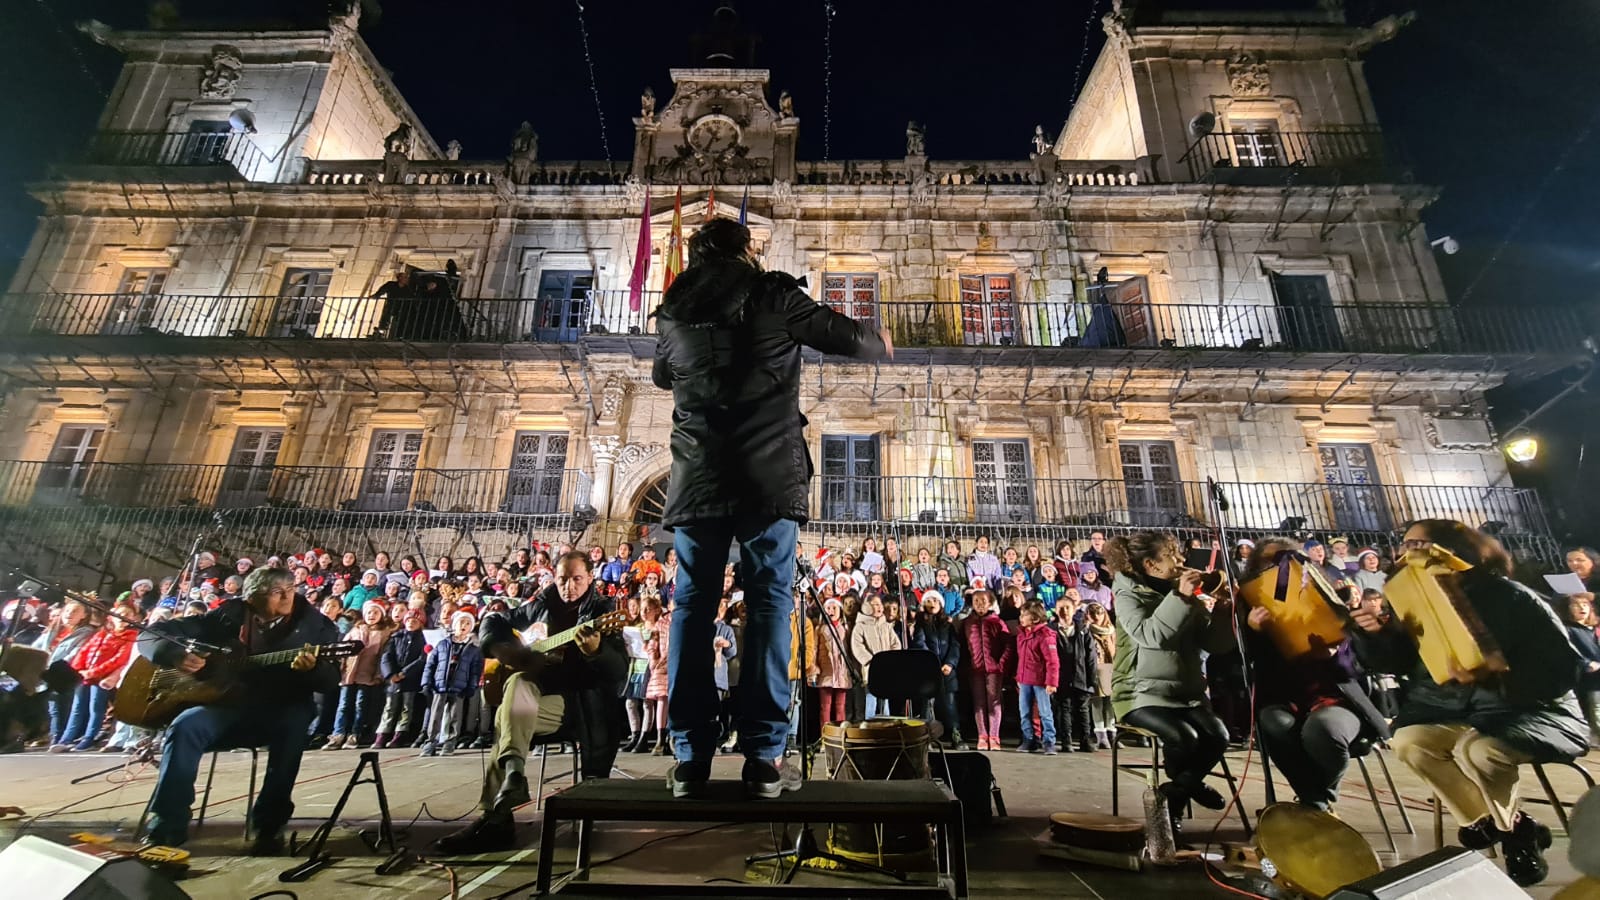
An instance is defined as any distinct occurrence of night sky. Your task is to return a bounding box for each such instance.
[1,0,1596,536]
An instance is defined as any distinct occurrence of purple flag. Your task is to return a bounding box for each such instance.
[628,186,652,311]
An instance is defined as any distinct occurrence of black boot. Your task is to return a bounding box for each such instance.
[433,814,516,855]
[1456,816,1503,850]
[620,732,641,753]
[1502,813,1552,887]
[632,730,656,753]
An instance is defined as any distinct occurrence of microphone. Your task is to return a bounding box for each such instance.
[1207,477,1230,513]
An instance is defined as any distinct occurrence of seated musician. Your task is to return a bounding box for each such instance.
[433,550,627,854]
[1239,538,1390,812]
[1349,519,1586,887]
[139,566,339,854]
[1104,531,1236,839]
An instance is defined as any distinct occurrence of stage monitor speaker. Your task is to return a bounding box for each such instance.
[1325,846,1524,900]
[0,835,190,900]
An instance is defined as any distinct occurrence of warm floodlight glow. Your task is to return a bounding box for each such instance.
[1504,437,1539,463]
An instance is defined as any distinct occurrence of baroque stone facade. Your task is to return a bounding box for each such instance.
[0,3,1583,583]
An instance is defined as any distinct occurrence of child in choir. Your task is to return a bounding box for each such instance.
[1013,601,1060,754]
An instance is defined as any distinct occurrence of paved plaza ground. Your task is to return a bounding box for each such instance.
[0,742,1592,898]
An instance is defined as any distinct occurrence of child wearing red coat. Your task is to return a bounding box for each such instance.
[1013,600,1060,754]
[54,602,140,751]
[960,590,1013,751]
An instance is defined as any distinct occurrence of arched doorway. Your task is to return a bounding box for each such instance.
[632,475,669,525]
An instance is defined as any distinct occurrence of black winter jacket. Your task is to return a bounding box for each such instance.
[1051,609,1101,694]
[138,596,340,706]
[380,629,429,693]
[1349,569,1586,762]
[484,583,629,779]
[911,614,961,676]
[652,257,887,527]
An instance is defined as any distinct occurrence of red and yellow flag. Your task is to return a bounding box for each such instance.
[663,186,685,290]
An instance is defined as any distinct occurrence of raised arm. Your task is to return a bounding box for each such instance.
[776,278,889,361]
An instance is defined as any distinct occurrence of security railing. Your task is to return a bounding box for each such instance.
[809,475,1552,542]
[82,131,275,181]
[1183,128,1394,181]
[2,291,1586,358]
[0,461,591,518]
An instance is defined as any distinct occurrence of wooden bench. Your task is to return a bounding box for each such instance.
[535,778,968,898]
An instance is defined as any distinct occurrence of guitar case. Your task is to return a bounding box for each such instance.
[938,750,1005,829]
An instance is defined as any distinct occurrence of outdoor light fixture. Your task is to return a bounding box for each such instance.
[1429,235,1460,255]
[1504,436,1539,463]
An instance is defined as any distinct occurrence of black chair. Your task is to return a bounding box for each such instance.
[865,649,954,786]
[1259,736,1414,853]
[1111,723,1252,836]
[529,728,580,811]
[138,747,260,840]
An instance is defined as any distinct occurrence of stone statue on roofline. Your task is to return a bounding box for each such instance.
[778,90,795,119]
[906,121,926,158]
[445,140,462,160]
[507,122,540,183]
[1032,125,1051,157]
[640,87,656,124]
[383,123,414,156]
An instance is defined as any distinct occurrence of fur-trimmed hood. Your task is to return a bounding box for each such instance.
[656,257,764,326]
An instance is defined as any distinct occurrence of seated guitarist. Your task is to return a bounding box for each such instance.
[434,550,627,853]
[138,566,339,854]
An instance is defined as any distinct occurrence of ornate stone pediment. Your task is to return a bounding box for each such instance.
[199,45,243,100]
[1226,52,1271,99]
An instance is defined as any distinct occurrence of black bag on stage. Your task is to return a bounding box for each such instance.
[937,750,1005,829]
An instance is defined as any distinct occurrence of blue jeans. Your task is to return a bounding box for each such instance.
[669,516,798,763]
[1018,684,1056,746]
[332,683,384,741]
[146,701,316,844]
[864,692,892,719]
[61,685,114,747]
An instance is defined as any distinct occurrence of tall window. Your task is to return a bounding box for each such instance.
[180,120,232,165]
[1229,119,1283,167]
[972,438,1033,523]
[822,273,878,325]
[820,434,880,522]
[275,268,333,338]
[505,431,569,515]
[534,270,593,341]
[358,430,423,511]
[1120,440,1183,526]
[102,268,169,335]
[1319,443,1390,533]
[1269,272,1340,351]
[36,426,106,501]
[218,428,283,506]
[958,274,1017,345]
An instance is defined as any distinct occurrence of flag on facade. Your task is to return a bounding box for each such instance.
[663,186,685,291]
[627,185,652,311]
[707,185,716,220]
[738,183,749,225]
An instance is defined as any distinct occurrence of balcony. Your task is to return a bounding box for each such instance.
[1182,128,1397,184]
[0,291,1586,370]
[80,131,275,182]
[0,460,592,520]
[586,290,1587,361]
[808,475,1555,550]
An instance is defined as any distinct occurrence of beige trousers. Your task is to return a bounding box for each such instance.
[1390,723,1532,831]
[480,672,566,812]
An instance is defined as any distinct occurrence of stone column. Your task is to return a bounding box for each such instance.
[590,435,621,517]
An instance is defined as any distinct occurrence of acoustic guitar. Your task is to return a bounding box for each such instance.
[482,610,627,707]
[116,640,363,729]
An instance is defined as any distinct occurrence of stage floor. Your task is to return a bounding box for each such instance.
[0,742,1591,898]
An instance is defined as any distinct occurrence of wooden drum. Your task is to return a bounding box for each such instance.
[822,719,933,863]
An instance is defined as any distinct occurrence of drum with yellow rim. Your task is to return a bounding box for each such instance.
[822,718,933,864]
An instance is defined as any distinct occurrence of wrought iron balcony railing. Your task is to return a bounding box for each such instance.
[1,291,1586,359]
[1183,128,1396,182]
[0,460,1550,547]
[0,460,591,518]
[82,131,275,181]
[809,475,1552,542]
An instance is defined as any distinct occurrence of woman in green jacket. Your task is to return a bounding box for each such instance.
[1107,531,1237,830]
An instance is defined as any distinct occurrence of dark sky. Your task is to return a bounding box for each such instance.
[1,0,1597,533]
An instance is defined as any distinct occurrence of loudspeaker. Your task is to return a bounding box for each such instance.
[0,836,190,899]
[1326,846,1524,899]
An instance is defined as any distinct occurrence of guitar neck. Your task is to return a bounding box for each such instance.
[530,620,589,654]
[247,646,313,667]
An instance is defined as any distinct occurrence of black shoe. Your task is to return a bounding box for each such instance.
[1077,741,1096,753]
[620,733,641,753]
[1502,814,1551,887]
[471,734,493,750]
[306,734,328,750]
[667,760,712,799]
[632,731,656,754]
[1456,816,1503,850]
[1027,741,1044,754]
[492,771,530,815]
[1185,780,1227,811]
[742,758,801,799]
[248,831,285,857]
[433,815,516,855]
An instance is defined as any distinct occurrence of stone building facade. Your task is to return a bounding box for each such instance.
[0,2,1585,586]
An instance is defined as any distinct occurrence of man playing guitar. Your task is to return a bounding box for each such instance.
[434,550,627,853]
[139,566,340,854]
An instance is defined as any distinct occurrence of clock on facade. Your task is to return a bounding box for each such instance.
[686,114,741,155]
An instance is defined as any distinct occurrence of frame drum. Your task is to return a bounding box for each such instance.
[822,719,933,862]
